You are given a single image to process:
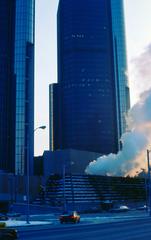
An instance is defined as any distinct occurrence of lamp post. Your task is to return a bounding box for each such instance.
[26,125,46,224]
[147,149,151,216]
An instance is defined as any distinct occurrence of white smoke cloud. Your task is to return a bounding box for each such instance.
[129,44,151,105]
[86,44,151,177]
[128,90,151,128]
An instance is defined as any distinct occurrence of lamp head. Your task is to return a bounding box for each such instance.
[39,126,46,130]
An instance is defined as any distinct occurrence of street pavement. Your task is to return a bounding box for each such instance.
[3,209,151,239]
[4,209,149,227]
[18,218,151,240]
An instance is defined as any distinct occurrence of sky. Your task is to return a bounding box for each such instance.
[34,0,151,156]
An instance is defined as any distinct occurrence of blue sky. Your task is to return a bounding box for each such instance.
[35,0,151,156]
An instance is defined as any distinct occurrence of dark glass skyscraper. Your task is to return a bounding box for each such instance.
[0,0,35,174]
[50,0,130,155]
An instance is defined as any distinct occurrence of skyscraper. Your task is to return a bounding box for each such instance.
[50,0,130,155]
[0,0,35,175]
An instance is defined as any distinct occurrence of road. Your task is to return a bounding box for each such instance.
[19,218,151,240]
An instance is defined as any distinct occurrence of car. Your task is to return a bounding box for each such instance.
[59,211,80,224]
[110,205,130,213]
[0,214,9,221]
[0,228,18,239]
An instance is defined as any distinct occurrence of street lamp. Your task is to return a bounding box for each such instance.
[26,125,46,224]
[147,149,151,216]
[34,125,46,132]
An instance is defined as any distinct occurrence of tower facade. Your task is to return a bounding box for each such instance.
[0,0,35,174]
[50,0,130,154]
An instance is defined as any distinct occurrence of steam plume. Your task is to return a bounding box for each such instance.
[129,44,151,105]
[86,44,151,177]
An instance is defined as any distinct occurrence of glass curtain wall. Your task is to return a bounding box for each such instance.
[14,0,35,175]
